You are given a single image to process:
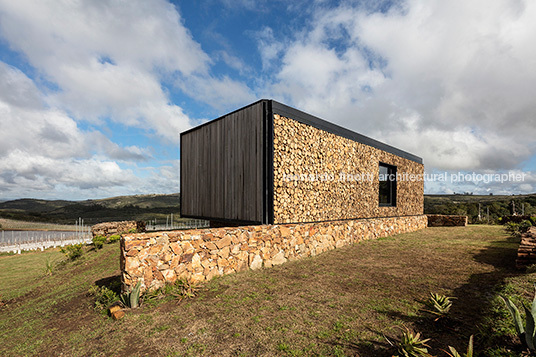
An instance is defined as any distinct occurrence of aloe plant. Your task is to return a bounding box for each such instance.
[397,328,431,357]
[426,292,453,319]
[500,284,536,351]
[445,335,473,357]
[120,281,142,308]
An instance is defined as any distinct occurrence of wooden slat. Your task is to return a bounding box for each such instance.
[180,102,264,222]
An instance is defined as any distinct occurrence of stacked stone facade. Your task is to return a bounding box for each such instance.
[121,215,427,292]
[272,114,424,224]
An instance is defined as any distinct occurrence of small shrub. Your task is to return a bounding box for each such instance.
[60,243,84,261]
[127,228,138,234]
[108,234,121,243]
[120,281,142,308]
[505,220,532,237]
[505,222,520,236]
[142,279,199,305]
[92,235,106,249]
[171,279,199,302]
[88,285,119,310]
[519,220,532,233]
[44,257,54,276]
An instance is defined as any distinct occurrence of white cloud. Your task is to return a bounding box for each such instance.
[0,0,256,198]
[263,0,536,175]
[424,169,536,195]
[0,61,151,198]
[177,74,256,111]
[256,27,285,71]
[0,0,252,140]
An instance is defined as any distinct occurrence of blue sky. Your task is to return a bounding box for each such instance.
[0,0,535,200]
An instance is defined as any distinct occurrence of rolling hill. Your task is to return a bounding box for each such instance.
[0,193,181,225]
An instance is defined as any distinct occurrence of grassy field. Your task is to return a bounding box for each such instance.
[0,225,532,356]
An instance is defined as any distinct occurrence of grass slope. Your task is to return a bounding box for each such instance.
[0,226,530,356]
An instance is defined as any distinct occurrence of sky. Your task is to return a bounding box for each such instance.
[0,0,535,200]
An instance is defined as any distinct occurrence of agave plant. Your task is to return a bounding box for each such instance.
[120,281,142,308]
[426,292,454,319]
[445,335,473,357]
[501,284,536,351]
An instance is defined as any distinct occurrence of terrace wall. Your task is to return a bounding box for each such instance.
[121,215,428,292]
[426,215,468,227]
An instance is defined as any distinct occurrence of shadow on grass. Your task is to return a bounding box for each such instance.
[324,326,395,356]
[445,239,523,353]
[368,235,523,354]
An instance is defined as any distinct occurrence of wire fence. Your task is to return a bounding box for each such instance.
[0,228,92,254]
[0,216,210,254]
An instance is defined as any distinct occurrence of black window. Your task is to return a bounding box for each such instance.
[379,163,396,207]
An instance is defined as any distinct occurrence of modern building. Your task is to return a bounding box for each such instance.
[180,99,423,225]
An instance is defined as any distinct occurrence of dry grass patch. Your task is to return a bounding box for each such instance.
[0,225,528,356]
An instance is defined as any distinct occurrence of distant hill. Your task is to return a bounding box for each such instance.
[424,193,536,223]
[0,198,74,213]
[0,193,181,225]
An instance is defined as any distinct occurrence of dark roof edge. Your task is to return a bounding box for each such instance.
[270,100,423,164]
[180,99,423,164]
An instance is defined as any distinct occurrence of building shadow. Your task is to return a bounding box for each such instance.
[348,235,524,355]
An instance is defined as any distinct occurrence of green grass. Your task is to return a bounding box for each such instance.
[0,225,528,356]
[0,249,63,300]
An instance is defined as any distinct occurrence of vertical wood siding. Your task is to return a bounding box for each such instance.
[181,102,264,223]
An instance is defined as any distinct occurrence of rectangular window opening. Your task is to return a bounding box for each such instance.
[379,163,397,207]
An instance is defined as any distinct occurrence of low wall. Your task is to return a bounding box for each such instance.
[427,215,467,227]
[516,227,536,269]
[91,220,146,238]
[121,215,428,292]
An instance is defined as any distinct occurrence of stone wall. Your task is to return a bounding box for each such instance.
[121,215,428,292]
[426,215,468,227]
[516,227,536,269]
[91,220,146,238]
[272,114,424,224]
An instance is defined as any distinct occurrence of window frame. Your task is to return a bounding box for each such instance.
[378,162,397,207]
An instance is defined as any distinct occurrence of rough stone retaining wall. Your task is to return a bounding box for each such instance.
[272,114,424,224]
[426,215,468,227]
[91,220,146,238]
[516,227,536,269]
[121,215,428,292]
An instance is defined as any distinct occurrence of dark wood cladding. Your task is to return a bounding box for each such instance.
[180,101,264,223]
